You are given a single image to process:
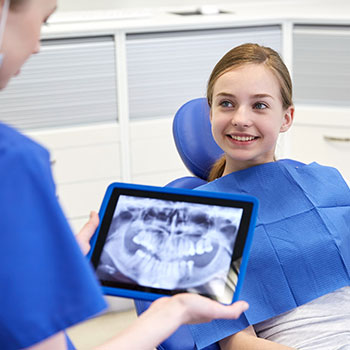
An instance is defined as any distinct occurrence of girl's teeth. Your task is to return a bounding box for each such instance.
[231,136,255,141]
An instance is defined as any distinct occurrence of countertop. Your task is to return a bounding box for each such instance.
[44,0,350,39]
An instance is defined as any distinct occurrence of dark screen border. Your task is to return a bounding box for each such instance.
[90,186,254,300]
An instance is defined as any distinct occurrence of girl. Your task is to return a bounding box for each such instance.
[0,1,248,349]
[189,43,350,350]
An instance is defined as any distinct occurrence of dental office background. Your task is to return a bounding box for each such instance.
[1,0,349,253]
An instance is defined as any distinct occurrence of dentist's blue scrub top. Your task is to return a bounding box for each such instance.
[0,122,107,350]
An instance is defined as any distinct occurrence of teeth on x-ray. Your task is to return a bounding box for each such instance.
[132,232,213,257]
[98,196,243,290]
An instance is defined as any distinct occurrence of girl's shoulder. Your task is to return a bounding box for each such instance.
[281,159,348,187]
[197,158,348,194]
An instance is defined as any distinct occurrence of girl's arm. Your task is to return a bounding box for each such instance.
[220,326,296,350]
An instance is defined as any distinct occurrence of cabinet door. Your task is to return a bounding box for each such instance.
[0,36,118,131]
[130,118,188,186]
[126,25,282,121]
[28,124,122,232]
[289,108,350,182]
[293,25,350,107]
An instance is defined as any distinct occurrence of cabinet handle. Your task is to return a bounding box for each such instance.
[323,136,350,142]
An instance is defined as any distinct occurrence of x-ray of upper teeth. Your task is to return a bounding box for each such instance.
[96,195,243,295]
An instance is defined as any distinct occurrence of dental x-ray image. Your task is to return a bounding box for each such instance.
[96,195,243,298]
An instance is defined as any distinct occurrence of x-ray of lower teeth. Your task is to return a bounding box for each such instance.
[96,195,243,295]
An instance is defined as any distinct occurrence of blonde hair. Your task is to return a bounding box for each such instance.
[207,43,293,182]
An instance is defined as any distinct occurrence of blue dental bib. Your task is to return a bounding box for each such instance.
[189,159,350,349]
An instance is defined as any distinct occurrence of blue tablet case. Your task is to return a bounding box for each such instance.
[88,182,258,304]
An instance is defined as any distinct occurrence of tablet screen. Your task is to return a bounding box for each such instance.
[89,183,257,304]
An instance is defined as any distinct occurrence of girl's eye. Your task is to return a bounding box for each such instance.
[254,102,268,110]
[220,100,233,108]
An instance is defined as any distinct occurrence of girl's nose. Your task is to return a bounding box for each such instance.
[231,107,251,128]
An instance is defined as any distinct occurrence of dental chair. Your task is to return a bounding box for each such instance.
[134,97,224,350]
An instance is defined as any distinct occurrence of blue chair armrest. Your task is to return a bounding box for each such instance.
[166,176,207,189]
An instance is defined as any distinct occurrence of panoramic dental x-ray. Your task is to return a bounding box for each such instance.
[96,195,243,296]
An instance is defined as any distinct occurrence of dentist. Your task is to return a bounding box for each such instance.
[0,1,248,349]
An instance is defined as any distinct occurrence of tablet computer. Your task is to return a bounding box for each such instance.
[88,182,258,304]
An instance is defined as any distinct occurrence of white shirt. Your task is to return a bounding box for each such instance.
[254,286,350,350]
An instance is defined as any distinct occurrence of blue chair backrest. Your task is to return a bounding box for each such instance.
[134,98,224,350]
[172,97,223,183]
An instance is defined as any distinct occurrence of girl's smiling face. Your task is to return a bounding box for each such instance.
[210,63,294,175]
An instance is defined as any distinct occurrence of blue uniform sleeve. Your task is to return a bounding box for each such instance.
[0,127,107,349]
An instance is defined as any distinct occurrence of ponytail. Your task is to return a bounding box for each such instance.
[208,156,226,182]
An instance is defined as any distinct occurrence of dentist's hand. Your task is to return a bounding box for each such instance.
[95,294,249,350]
[76,211,99,255]
[150,293,249,325]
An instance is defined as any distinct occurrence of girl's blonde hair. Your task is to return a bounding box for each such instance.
[207,43,293,182]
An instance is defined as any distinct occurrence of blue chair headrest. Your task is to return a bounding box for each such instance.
[172,98,224,181]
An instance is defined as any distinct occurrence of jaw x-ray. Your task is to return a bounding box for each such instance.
[96,195,243,298]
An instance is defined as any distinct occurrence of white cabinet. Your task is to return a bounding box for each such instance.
[289,24,350,182]
[129,118,188,186]
[290,107,350,181]
[126,25,282,121]
[293,25,350,107]
[27,124,122,232]
[0,36,118,129]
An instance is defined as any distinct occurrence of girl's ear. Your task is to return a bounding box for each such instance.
[280,106,294,133]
